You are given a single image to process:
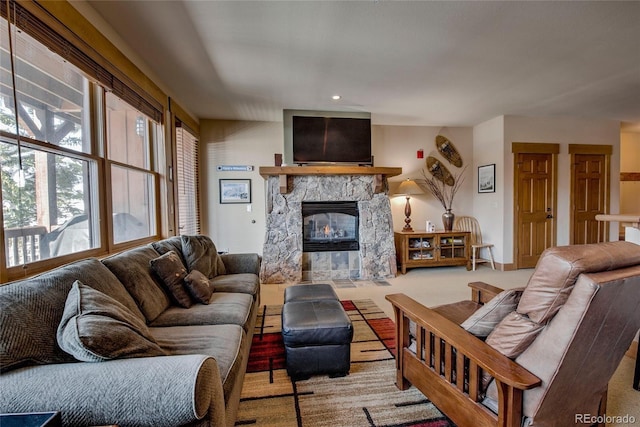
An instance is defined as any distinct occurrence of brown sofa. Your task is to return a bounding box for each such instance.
[0,235,260,427]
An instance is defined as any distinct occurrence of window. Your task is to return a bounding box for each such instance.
[1,17,99,268]
[0,3,168,280]
[106,92,160,244]
[175,122,199,235]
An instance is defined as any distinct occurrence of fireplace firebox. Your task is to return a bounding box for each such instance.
[302,201,359,252]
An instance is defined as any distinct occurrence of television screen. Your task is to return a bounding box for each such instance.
[292,116,372,164]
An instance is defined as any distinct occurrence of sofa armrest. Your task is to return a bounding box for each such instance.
[220,253,261,275]
[0,355,225,427]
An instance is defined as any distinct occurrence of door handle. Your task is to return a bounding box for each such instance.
[546,214,553,219]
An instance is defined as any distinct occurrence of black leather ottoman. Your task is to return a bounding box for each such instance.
[284,283,339,303]
[281,297,353,380]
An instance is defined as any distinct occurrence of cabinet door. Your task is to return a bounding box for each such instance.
[439,234,467,260]
[408,236,435,261]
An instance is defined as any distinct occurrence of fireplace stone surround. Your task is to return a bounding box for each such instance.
[259,167,401,284]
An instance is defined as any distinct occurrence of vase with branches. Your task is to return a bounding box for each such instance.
[418,166,467,231]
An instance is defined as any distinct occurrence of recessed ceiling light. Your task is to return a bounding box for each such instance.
[332,95,341,100]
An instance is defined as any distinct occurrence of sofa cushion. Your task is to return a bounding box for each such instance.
[0,258,144,372]
[149,292,254,330]
[181,235,226,278]
[150,236,187,265]
[485,312,545,359]
[517,241,640,324]
[184,270,213,304]
[57,281,166,362]
[461,288,524,338]
[150,251,192,308]
[150,324,247,404]
[210,273,260,300]
[102,246,171,322]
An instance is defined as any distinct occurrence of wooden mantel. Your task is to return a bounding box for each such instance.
[259,165,402,178]
[259,165,403,193]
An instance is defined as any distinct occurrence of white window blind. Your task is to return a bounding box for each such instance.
[175,122,200,235]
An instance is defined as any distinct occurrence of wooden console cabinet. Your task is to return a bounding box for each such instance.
[394,230,471,274]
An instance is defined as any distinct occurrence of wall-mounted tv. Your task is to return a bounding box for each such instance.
[283,109,372,165]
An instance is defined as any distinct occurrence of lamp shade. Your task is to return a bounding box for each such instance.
[396,179,424,196]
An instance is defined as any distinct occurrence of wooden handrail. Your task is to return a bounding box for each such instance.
[4,225,48,267]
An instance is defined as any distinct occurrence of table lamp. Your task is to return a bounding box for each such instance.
[396,179,424,232]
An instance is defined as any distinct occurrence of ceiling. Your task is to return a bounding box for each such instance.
[79,1,640,127]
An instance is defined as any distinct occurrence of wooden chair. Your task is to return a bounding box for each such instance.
[454,216,495,270]
[386,241,640,427]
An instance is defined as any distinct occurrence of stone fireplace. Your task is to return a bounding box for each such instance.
[259,166,401,284]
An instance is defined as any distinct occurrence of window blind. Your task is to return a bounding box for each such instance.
[0,0,163,123]
[175,120,200,235]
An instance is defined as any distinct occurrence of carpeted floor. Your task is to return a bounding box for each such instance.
[235,299,454,427]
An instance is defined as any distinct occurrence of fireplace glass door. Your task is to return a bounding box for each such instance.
[302,202,359,252]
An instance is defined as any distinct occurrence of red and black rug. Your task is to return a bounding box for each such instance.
[235,299,454,427]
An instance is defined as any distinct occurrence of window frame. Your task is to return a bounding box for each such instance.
[0,1,178,282]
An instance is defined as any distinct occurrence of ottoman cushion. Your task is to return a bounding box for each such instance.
[284,284,338,303]
[282,300,352,347]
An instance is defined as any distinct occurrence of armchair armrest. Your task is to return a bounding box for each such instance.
[468,281,504,304]
[386,293,540,427]
[0,355,225,427]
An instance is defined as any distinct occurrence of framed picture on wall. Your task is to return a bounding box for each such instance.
[478,164,496,193]
[219,179,251,204]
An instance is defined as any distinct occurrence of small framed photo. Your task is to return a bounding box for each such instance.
[478,164,496,193]
[219,179,251,204]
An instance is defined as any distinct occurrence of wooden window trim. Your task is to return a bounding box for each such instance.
[5,1,166,122]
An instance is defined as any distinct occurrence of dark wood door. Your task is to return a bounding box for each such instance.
[571,153,608,244]
[516,153,555,268]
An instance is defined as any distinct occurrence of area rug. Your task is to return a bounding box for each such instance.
[235,299,454,427]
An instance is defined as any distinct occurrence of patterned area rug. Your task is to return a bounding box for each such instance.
[235,299,454,427]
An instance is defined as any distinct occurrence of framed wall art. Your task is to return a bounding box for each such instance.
[478,164,496,193]
[219,179,251,204]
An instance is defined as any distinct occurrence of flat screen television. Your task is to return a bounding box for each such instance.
[285,110,372,165]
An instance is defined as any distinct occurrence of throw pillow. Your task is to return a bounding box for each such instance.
[149,251,192,308]
[485,311,544,359]
[184,270,213,304]
[57,281,166,362]
[181,235,223,278]
[460,288,524,338]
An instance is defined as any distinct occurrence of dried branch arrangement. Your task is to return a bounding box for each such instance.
[418,165,467,211]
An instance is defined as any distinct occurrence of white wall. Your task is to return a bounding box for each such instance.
[473,116,506,262]
[200,120,282,254]
[372,125,474,233]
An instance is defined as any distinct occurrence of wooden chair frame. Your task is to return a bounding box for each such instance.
[386,282,541,427]
[386,281,612,427]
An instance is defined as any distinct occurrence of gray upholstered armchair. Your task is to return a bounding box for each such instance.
[387,241,640,427]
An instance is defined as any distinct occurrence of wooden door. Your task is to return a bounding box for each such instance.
[570,145,611,244]
[514,149,557,268]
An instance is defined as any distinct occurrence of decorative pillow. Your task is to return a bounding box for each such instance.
[57,281,167,362]
[149,251,192,308]
[181,235,224,278]
[184,270,213,304]
[461,288,524,338]
[485,312,545,359]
